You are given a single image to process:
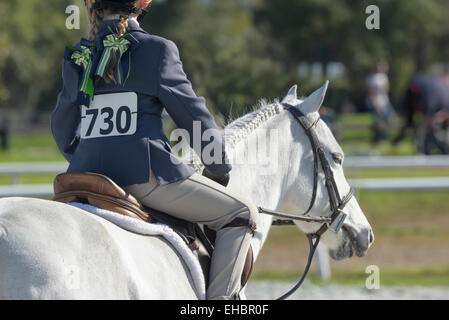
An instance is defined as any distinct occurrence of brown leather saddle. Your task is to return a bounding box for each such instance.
[53,172,203,251]
[53,172,150,222]
[53,172,253,287]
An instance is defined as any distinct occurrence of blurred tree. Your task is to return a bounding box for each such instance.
[2,0,449,125]
[255,0,449,110]
[0,0,88,119]
[147,0,292,120]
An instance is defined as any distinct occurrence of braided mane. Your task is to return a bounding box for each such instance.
[185,100,283,172]
[224,99,282,149]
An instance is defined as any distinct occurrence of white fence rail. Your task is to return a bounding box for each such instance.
[344,155,449,169]
[1,156,449,197]
[3,178,449,198]
[0,184,54,198]
[0,162,68,185]
[350,177,449,191]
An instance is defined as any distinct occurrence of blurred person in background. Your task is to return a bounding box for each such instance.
[0,117,9,151]
[394,70,449,154]
[366,61,396,143]
[319,105,336,128]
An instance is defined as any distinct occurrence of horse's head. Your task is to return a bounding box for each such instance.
[280,82,374,260]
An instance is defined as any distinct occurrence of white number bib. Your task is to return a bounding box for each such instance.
[81,92,138,139]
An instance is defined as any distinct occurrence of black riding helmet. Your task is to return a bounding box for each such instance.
[87,0,149,22]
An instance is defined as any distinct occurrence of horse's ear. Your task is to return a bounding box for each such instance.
[299,81,329,114]
[281,85,298,104]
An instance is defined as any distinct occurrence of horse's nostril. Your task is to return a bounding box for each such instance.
[369,230,374,245]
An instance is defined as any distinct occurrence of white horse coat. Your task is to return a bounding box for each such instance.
[0,84,373,299]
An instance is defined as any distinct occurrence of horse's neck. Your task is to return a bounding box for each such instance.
[226,108,300,260]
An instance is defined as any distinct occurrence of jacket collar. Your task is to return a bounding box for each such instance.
[127,18,146,34]
[94,20,141,49]
[97,17,145,33]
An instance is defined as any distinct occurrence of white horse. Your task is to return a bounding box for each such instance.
[0,83,373,299]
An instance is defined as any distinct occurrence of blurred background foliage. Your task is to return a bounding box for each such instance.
[1,0,449,123]
[0,0,87,119]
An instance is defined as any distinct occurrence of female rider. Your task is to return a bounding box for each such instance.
[51,0,257,300]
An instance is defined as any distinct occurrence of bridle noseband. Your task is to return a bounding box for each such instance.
[257,102,354,300]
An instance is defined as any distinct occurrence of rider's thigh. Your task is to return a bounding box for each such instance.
[126,172,257,230]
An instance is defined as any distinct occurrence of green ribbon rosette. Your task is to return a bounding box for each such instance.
[69,45,95,107]
[96,32,131,84]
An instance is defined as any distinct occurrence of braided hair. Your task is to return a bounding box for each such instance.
[85,0,139,84]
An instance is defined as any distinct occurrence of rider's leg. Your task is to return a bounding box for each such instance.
[124,170,257,300]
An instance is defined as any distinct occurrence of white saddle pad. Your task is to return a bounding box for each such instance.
[68,202,206,300]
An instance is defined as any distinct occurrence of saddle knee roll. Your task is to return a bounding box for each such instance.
[241,245,254,287]
[221,217,256,287]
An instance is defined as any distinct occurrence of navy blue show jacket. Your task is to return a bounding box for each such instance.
[51,19,231,186]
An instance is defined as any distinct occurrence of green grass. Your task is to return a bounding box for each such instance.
[0,174,58,185]
[256,188,449,287]
[337,113,417,156]
[0,133,64,162]
[336,113,373,126]
[341,140,417,156]
[253,265,449,287]
[0,133,63,185]
[359,190,449,217]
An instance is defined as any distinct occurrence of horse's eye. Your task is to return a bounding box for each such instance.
[332,153,343,165]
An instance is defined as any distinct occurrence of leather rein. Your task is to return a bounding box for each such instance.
[257,102,355,300]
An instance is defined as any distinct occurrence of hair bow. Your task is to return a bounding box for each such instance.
[96,32,131,84]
